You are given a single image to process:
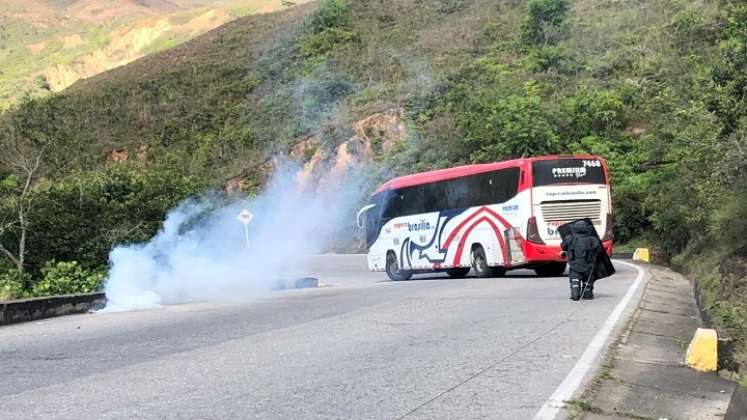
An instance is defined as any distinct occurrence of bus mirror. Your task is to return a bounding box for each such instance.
[356,204,376,229]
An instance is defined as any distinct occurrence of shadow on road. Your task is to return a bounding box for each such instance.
[379,272,563,283]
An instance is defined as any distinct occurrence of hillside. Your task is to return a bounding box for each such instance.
[0,0,745,375]
[0,0,310,108]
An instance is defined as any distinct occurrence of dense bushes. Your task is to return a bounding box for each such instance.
[0,261,104,301]
[0,165,204,301]
[0,164,205,281]
[0,269,29,301]
[32,261,104,296]
[27,165,205,270]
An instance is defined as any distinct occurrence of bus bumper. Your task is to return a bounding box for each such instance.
[522,240,614,263]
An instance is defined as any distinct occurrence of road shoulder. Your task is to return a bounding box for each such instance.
[572,264,735,420]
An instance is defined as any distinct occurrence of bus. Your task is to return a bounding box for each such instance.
[356,155,613,281]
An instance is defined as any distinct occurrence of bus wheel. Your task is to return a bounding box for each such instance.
[386,252,413,281]
[535,262,567,277]
[471,246,495,278]
[446,267,470,278]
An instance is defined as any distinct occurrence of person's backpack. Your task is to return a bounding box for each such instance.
[569,235,598,271]
[558,218,615,280]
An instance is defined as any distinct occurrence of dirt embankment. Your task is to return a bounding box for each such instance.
[42,9,231,92]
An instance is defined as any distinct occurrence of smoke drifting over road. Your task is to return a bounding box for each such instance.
[103,164,366,311]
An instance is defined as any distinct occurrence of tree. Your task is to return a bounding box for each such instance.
[0,109,52,272]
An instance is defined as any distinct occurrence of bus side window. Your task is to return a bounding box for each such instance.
[423,183,445,214]
[383,191,404,219]
[445,177,471,209]
[496,168,520,203]
[383,186,425,219]
[401,186,425,216]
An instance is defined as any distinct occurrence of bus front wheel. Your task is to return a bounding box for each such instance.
[386,252,413,281]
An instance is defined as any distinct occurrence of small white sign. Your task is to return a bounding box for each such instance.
[237,209,254,225]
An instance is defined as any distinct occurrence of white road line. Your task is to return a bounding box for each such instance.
[532,260,646,420]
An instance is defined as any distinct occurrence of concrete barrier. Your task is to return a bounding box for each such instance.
[686,328,719,372]
[0,292,106,326]
[726,385,747,420]
[633,248,651,262]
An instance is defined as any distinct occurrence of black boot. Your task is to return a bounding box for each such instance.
[582,282,594,300]
[570,278,581,301]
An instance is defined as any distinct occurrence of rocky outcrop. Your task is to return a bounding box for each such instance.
[294,108,406,188]
[105,149,129,163]
[352,108,406,154]
[221,108,406,194]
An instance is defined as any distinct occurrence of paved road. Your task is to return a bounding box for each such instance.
[0,255,643,420]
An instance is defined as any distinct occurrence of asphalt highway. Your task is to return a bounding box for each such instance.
[0,255,643,420]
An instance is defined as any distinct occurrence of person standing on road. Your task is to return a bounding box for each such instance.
[560,220,601,301]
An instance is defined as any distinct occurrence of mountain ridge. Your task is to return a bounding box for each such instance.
[0,0,310,107]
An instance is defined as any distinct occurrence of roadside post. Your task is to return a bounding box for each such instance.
[236,209,254,249]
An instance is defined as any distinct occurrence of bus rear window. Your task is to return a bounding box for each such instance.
[532,159,606,187]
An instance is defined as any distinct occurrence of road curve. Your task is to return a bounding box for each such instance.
[0,255,644,420]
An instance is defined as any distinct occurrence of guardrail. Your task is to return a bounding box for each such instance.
[0,292,106,326]
[612,252,634,260]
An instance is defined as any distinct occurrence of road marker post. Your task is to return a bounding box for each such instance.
[236,209,254,249]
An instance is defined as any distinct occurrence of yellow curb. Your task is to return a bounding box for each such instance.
[686,328,718,372]
[633,248,650,262]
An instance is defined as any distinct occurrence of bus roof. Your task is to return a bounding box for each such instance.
[373,155,603,194]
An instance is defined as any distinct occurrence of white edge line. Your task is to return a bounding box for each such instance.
[532,260,646,420]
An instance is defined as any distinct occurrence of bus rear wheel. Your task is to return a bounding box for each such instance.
[471,246,496,278]
[386,252,413,281]
[446,267,470,278]
[535,262,567,277]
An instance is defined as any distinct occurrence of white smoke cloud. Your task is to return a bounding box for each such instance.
[103,163,367,312]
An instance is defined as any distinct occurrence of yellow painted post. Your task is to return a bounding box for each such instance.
[686,328,718,372]
[633,248,650,262]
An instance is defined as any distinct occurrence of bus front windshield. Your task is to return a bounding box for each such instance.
[532,159,606,187]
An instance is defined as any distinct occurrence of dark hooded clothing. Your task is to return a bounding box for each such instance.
[561,220,602,300]
[561,221,601,274]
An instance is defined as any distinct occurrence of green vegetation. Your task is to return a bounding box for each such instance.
[32,260,105,296]
[0,0,745,372]
[0,269,29,301]
[0,0,307,109]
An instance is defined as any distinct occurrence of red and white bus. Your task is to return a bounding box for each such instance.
[357,155,613,280]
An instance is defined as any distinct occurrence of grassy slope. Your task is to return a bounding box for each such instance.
[0,0,309,108]
[14,0,521,180]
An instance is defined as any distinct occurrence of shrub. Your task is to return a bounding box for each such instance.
[304,0,349,34]
[524,46,567,73]
[520,0,570,46]
[0,269,30,301]
[31,260,104,297]
[300,27,359,59]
